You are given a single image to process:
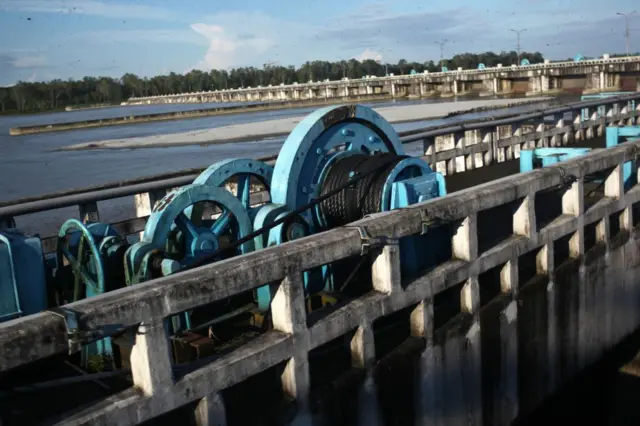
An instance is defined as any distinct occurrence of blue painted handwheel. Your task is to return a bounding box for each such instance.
[193,158,273,210]
[56,219,121,367]
[125,184,254,284]
[270,104,405,231]
[56,219,121,303]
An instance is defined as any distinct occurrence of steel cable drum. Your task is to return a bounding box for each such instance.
[270,104,405,232]
[318,153,409,228]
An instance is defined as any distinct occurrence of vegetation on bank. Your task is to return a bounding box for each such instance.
[0,51,547,114]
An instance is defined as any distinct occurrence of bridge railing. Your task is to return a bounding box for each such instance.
[128,55,640,100]
[2,93,639,250]
[2,130,640,425]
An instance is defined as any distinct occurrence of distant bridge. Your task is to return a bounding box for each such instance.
[125,55,640,105]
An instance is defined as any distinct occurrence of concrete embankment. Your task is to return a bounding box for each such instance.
[9,95,394,136]
[59,97,553,151]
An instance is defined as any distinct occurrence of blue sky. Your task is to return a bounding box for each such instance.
[0,0,637,85]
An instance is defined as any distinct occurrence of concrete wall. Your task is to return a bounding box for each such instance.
[2,128,640,425]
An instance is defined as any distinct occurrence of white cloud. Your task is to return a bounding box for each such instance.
[190,24,238,70]
[188,11,286,71]
[356,49,383,62]
[0,0,173,20]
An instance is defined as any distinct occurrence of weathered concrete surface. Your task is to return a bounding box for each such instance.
[61,98,552,151]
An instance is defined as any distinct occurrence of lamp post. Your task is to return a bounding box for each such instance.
[616,11,636,56]
[434,39,448,69]
[509,28,527,65]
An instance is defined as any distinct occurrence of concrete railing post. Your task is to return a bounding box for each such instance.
[130,321,174,398]
[497,261,519,423]
[351,325,382,426]
[514,195,537,239]
[195,392,227,426]
[271,271,313,426]
[482,128,494,167]
[78,201,100,223]
[371,241,401,294]
[134,189,168,239]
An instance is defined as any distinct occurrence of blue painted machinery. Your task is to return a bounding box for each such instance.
[122,104,446,327]
[0,229,48,322]
[0,218,129,368]
[1,104,450,365]
[520,125,640,190]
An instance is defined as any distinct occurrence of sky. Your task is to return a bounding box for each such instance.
[0,0,637,86]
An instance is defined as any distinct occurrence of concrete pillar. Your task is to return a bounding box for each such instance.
[530,77,540,93]
[493,78,498,94]
[419,82,425,96]
[325,87,329,99]
[195,392,227,426]
[352,326,383,426]
[271,273,314,426]
[343,86,349,97]
[130,322,174,396]
[541,75,550,92]
[366,85,372,95]
[135,190,168,240]
[391,83,396,97]
[414,214,482,425]
[308,88,314,99]
[453,80,459,95]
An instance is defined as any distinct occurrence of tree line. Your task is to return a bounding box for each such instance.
[1,50,546,114]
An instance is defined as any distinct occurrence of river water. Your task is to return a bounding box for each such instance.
[0,95,576,234]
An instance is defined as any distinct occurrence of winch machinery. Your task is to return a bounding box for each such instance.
[1,104,451,365]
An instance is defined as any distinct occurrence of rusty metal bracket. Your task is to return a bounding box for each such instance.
[46,307,127,354]
[345,226,397,256]
[419,210,448,235]
[46,307,84,354]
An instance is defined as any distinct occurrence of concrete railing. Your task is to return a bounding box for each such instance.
[2,132,640,425]
[128,56,640,101]
[2,93,639,248]
[416,95,640,176]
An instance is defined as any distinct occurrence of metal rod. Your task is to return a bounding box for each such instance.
[0,369,132,398]
[617,11,636,56]
[509,28,527,64]
[63,360,110,390]
[433,39,448,69]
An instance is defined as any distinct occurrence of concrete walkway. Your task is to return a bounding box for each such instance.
[60,97,552,151]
